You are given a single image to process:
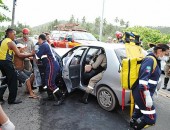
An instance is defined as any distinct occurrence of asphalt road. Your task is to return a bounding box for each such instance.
[1,75,170,130]
[39,90,129,130]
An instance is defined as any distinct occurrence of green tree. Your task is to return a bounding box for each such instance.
[13,22,31,37]
[94,17,100,34]
[76,18,79,24]
[114,17,119,25]
[125,26,170,49]
[82,16,86,24]
[69,15,75,23]
[103,18,107,26]
[0,0,10,22]
[120,19,125,26]
[0,0,11,38]
[125,21,129,28]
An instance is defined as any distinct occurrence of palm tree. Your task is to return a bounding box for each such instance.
[114,17,119,25]
[126,21,129,28]
[120,19,125,27]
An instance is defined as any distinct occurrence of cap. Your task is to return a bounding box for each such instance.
[22,28,30,34]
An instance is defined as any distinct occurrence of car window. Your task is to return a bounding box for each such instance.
[115,48,127,63]
[70,48,86,65]
[84,48,100,64]
[73,32,97,41]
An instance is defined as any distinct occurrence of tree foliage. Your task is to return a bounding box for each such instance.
[0,0,10,22]
[125,26,170,49]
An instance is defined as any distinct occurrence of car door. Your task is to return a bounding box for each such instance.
[62,47,88,92]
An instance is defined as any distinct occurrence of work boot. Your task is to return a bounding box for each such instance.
[79,92,89,104]
[130,118,137,128]
[43,88,55,101]
[131,118,147,130]
[53,88,65,106]
[162,77,169,89]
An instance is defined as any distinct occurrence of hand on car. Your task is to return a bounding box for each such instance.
[85,65,92,72]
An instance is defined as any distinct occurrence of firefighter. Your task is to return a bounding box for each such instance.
[130,44,169,130]
[35,34,65,105]
[115,31,124,43]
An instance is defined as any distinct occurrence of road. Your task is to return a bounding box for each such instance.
[1,76,170,130]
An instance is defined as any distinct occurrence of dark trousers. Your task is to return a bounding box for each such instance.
[0,60,18,102]
[132,87,156,125]
[45,60,59,91]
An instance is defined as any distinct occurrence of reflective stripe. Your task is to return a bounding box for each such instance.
[135,104,139,109]
[87,86,94,90]
[41,55,47,59]
[53,88,59,93]
[139,80,148,85]
[141,109,156,115]
[148,79,157,85]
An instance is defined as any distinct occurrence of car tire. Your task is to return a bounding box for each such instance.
[97,86,117,111]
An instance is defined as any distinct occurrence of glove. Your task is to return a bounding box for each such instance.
[1,119,15,130]
[144,90,153,108]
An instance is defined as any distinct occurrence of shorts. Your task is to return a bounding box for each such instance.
[16,69,32,83]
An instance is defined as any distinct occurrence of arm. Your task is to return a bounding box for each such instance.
[8,41,34,58]
[0,105,8,125]
[138,57,155,91]
[139,57,156,108]
[36,44,46,58]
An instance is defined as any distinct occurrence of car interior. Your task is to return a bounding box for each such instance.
[81,47,107,85]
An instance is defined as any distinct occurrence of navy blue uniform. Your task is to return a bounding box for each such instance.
[132,53,161,125]
[36,41,60,91]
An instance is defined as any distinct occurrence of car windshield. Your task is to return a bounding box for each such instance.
[73,32,97,41]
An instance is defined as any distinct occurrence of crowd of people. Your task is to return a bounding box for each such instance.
[0,28,67,130]
[0,27,170,130]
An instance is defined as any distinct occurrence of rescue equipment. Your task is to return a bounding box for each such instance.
[121,56,157,90]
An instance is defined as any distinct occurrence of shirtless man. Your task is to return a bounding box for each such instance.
[14,43,38,98]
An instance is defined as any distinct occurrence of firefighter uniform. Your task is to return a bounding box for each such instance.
[35,41,60,92]
[131,53,161,128]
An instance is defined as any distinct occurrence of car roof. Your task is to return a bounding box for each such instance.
[80,42,126,50]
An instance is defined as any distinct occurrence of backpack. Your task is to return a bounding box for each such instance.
[121,56,157,90]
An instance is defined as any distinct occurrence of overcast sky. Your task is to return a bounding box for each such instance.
[2,0,170,27]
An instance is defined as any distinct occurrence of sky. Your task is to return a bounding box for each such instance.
[1,0,170,27]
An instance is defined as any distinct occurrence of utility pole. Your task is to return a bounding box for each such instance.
[11,0,16,28]
[99,0,105,41]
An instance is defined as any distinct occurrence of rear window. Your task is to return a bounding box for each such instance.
[114,48,127,63]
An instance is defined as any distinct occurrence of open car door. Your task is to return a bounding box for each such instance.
[62,47,88,92]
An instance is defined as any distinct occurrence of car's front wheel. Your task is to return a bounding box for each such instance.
[97,86,117,111]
